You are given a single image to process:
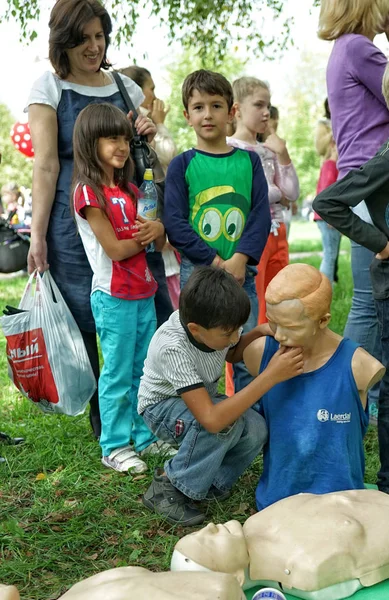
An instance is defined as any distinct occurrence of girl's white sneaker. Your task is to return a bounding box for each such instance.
[102,445,148,473]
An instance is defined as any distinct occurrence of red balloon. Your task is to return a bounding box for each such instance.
[10,121,34,158]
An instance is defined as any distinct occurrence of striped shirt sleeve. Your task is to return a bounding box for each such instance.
[162,347,205,394]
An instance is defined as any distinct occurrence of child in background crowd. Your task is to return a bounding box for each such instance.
[313,135,341,285]
[228,77,300,324]
[72,103,171,474]
[119,65,181,317]
[225,77,299,395]
[164,70,271,393]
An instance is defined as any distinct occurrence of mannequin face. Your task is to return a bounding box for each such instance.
[175,520,249,578]
[266,298,329,347]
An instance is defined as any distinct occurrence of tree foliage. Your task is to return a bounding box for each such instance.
[165,49,247,152]
[0,105,33,190]
[2,0,321,63]
[280,50,327,204]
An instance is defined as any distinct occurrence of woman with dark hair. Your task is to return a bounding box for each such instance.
[26,0,156,438]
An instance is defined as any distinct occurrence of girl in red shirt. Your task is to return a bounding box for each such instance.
[72,103,169,473]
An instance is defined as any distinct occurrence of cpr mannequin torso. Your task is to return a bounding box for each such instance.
[171,489,389,600]
[243,264,384,509]
[0,569,245,600]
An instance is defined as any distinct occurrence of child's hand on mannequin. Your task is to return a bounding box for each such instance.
[265,345,304,383]
[263,129,291,166]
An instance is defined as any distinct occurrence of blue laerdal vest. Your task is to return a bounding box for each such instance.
[256,336,368,511]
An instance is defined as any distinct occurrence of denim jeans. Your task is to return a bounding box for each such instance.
[370,257,389,490]
[180,256,259,392]
[91,291,157,456]
[142,395,267,500]
[344,242,382,408]
[316,220,341,284]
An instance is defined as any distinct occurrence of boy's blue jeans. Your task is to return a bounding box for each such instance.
[142,394,267,500]
[91,291,157,457]
[370,257,389,491]
[180,256,259,392]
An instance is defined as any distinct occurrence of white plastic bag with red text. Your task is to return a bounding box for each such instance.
[1,270,96,415]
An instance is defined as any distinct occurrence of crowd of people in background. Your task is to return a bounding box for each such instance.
[2,0,389,527]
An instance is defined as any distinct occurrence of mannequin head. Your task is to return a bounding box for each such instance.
[265,264,331,346]
[173,520,249,584]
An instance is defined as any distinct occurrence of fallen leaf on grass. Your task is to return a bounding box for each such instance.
[85,553,99,561]
[35,473,46,481]
[232,502,249,515]
[63,499,79,508]
[108,558,122,568]
[105,535,119,546]
[132,475,147,481]
[102,508,117,517]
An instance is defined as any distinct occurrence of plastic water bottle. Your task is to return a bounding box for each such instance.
[138,168,158,221]
[138,168,158,253]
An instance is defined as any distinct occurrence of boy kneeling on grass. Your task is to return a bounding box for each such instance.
[137,266,304,526]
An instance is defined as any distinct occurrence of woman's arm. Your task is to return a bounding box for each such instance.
[28,104,60,273]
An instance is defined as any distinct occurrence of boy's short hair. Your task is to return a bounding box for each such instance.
[382,63,389,110]
[318,0,388,40]
[179,266,250,332]
[232,77,270,103]
[182,70,234,111]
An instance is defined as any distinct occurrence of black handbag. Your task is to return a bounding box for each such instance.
[112,71,165,214]
[0,218,29,274]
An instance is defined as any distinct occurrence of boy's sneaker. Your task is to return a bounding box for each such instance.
[102,446,148,474]
[142,468,206,526]
[140,440,178,457]
[204,485,231,502]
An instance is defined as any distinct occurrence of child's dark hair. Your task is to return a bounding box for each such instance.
[119,65,151,90]
[179,266,250,332]
[182,70,233,111]
[72,103,135,211]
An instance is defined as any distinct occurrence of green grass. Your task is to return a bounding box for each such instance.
[0,223,379,599]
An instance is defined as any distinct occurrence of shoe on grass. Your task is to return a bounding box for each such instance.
[142,468,205,526]
[204,485,231,502]
[102,446,148,474]
[140,440,178,457]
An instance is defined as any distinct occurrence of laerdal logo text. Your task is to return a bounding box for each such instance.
[317,409,351,424]
[9,338,39,360]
